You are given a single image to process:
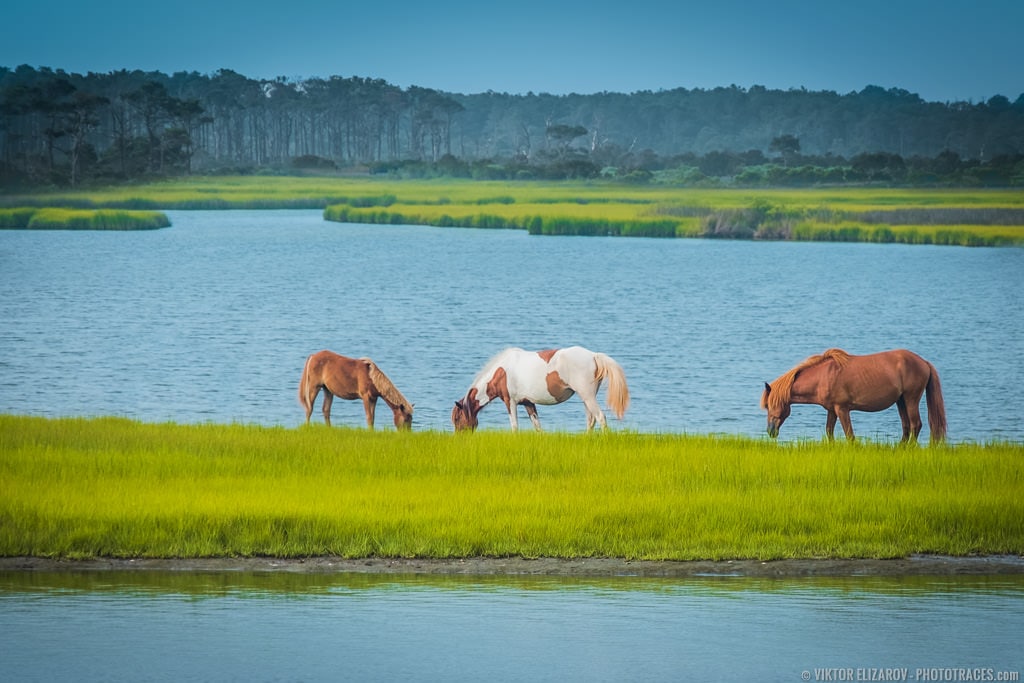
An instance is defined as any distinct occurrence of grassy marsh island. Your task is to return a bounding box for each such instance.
[2,176,1022,245]
[2,415,1021,561]
[0,207,170,230]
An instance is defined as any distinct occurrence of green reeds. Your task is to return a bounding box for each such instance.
[317,182,1023,245]
[790,220,1021,246]
[0,208,170,230]
[322,203,696,237]
[2,415,1021,561]
[0,208,37,228]
[3,177,1023,244]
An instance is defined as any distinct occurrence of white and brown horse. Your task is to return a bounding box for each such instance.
[451,346,630,432]
[299,350,413,429]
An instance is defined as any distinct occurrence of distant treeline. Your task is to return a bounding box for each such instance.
[2,64,1023,187]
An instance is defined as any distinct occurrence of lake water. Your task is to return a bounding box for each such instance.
[1,571,1022,682]
[2,212,1024,680]
[1,210,1022,441]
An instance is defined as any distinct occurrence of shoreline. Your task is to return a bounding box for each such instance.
[3,555,1024,577]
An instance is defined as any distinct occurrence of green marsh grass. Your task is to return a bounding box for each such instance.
[789,220,1023,246]
[2,415,1021,560]
[0,207,170,230]
[3,178,1022,244]
[317,183,1024,245]
[0,208,37,228]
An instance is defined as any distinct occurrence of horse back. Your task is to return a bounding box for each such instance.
[872,349,933,388]
[307,350,373,398]
[833,350,933,407]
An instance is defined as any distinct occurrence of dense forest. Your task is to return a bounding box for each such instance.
[2,64,1023,187]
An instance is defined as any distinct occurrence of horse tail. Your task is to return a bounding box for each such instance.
[298,353,314,412]
[364,359,413,415]
[593,353,630,420]
[925,361,947,443]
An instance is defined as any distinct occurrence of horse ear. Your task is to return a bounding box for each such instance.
[764,382,771,394]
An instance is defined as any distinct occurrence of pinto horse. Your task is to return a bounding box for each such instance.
[299,350,413,429]
[761,348,946,443]
[451,346,630,432]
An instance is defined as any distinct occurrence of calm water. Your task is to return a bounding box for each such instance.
[1,572,1022,682]
[1,210,1022,440]
[2,213,1024,681]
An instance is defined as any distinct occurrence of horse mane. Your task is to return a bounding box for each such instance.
[469,348,517,388]
[363,358,412,411]
[763,348,851,410]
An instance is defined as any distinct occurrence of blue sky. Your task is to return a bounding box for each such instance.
[2,0,1021,102]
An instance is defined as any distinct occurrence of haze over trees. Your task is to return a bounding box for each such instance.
[1,65,1022,187]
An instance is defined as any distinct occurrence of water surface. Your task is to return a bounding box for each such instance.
[1,210,1021,441]
[1,571,1022,682]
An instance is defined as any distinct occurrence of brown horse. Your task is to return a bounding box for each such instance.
[298,350,413,429]
[761,348,946,443]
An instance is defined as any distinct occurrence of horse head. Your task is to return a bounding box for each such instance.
[761,382,791,438]
[393,403,414,430]
[451,398,479,432]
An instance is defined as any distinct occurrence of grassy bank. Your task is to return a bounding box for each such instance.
[2,415,1021,561]
[3,177,1022,244]
[0,207,170,230]
[322,185,1024,245]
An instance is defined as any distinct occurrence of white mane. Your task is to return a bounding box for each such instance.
[469,347,521,388]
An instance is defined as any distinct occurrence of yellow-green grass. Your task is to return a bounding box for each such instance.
[320,183,1024,244]
[789,221,1024,246]
[2,177,1022,243]
[323,200,699,237]
[0,207,170,230]
[5,176,1023,210]
[2,415,1021,561]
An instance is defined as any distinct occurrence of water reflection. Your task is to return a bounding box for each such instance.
[2,571,1022,682]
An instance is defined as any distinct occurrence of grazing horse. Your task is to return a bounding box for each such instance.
[760,348,946,443]
[298,350,413,429]
[451,346,630,432]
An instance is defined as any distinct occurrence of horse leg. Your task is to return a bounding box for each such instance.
[836,407,855,441]
[321,390,334,427]
[825,410,838,440]
[582,396,607,431]
[363,396,377,429]
[896,396,912,442]
[901,395,923,443]
[503,398,519,431]
[303,386,318,424]
[522,401,542,431]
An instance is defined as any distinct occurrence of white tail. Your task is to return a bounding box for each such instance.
[593,353,630,419]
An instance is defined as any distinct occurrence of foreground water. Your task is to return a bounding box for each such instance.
[1,571,1022,682]
[1,210,1022,440]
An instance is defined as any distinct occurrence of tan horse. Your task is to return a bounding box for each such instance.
[761,348,946,443]
[298,350,413,429]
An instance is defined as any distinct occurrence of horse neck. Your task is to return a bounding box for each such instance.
[365,364,410,413]
[789,362,831,405]
[467,356,510,409]
[377,391,405,413]
[467,374,496,409]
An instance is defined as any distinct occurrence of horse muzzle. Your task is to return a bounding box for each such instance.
[767,422,780,439]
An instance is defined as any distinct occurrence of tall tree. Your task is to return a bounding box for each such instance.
[66,90,108,185]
